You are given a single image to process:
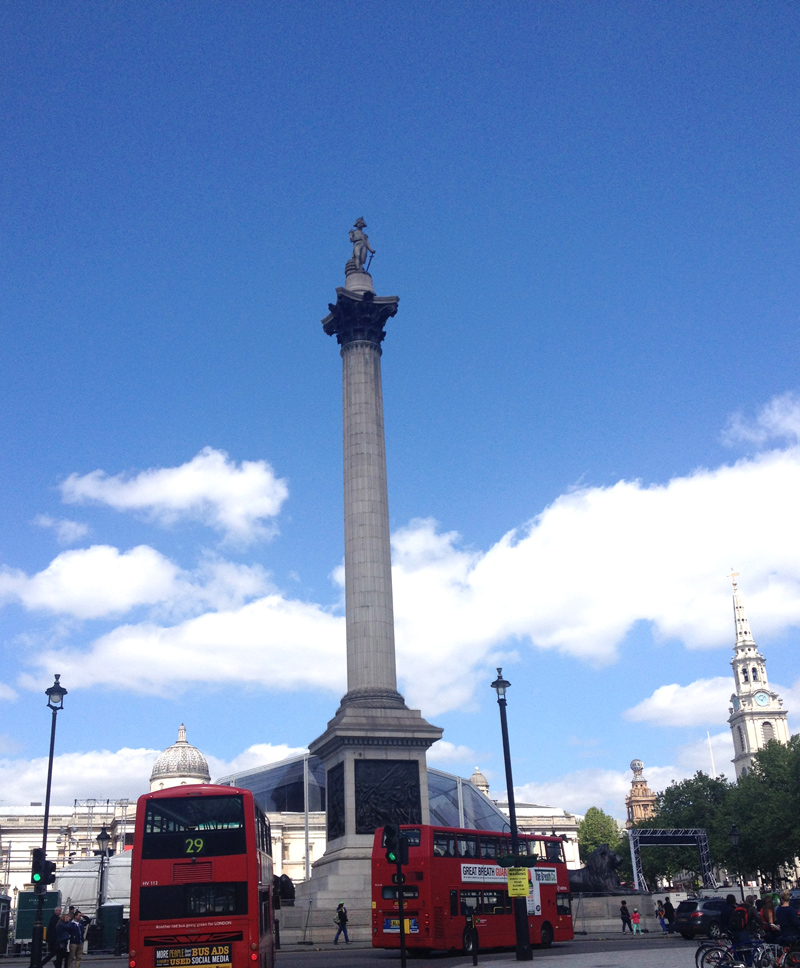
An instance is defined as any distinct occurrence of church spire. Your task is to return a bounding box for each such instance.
[729,570,755,650]
[727,572,790,780]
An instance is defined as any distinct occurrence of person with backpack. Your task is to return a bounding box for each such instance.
[333,902,349,944]
[729,895,753,944]
[663,897,676,933]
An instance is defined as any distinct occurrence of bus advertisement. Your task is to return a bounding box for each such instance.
[372,825,573,955]
[129,785,274,968]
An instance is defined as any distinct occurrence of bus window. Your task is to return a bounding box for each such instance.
[460,891,480,915]
[381,886,420,900]
[528,840,548,861]
[142,795,246,859]
[450,890,458,917]
[556,894,571,916]
[433,831,456,857]
[546,840,565,863]
[402,828,421,847]
[139,882,248,921]
[483,891,509,915]
[457,834,479,859]
[479,836,501,860]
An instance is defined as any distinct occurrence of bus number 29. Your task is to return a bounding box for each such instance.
[184,838,205,854]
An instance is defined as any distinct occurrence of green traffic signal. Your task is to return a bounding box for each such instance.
[384,823,400,865]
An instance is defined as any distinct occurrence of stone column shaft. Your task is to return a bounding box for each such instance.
[342,339,398,699]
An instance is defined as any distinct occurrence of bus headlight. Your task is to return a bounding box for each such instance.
[250,943,258,951]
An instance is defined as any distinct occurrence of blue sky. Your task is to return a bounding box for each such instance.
[2,1,799,818]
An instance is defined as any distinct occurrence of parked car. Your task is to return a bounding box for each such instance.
[673,897,729,939]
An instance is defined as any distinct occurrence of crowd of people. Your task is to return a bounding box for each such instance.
[723,891,800,944]
[620,892,800,942]
[43,906,89,968]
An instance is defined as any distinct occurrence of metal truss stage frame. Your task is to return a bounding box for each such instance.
[628,828,718,893]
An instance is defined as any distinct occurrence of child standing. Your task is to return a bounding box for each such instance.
[631,908,642,935]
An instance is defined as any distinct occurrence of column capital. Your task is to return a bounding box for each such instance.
[322,288,399,348]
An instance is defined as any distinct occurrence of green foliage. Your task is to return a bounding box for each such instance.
[577,806,622,862]
[729,736,800,883]
[627,739,800,887]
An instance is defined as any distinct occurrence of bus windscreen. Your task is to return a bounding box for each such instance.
[142,795,247,858]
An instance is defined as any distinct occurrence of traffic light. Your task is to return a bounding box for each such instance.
[31,848,46,893]
[384,823,400,864]
[398,832,409,867]
[43,860,57,885]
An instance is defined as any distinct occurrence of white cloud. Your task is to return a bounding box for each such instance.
[0,748,161,805]
[723,392,800,446]
[34,515,90,544]
[427,740,477,764]
[392,435,800,713]
[60,448,289,545]
[15,397,800,719]
[624,677,735,727]
[0,742,308,805]
[0,546,181,619]
[515,769,631,819]
[207,743,308,780]
[0,682,18,701]
[0,547,271,620]
[25,595,346,697]
[514,732,736,818]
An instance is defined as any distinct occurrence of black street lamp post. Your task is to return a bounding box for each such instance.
[491,668,533,962]
[30,675,67,968]
[728,825,744,902]
[96,826,111,933]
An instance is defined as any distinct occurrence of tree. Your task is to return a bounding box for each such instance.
[577,806,622,862]
[630,772,734,883]
[729,736,800,885]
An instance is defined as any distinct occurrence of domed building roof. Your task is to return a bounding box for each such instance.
[468,766,490,796]
[150,724,211,791]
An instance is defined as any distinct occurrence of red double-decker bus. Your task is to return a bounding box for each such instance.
[129,785,274,968]
[372,824,573,955]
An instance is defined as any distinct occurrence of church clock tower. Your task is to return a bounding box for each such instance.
[727,573,790,779]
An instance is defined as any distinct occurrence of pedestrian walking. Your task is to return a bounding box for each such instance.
[656,899,667,933]
[54,914,72,968]
[631,908,642,935]
[620,899,633,934]
[333,902,349,944]
[42,907,62,965]
[68,912,85,968]
[663,897,675,933]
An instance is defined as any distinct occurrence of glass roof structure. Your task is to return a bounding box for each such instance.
[216,754,508,830]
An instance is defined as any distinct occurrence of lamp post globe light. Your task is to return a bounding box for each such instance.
[30,675,67,968]
[490,668,533,962]
[728,824,744,902]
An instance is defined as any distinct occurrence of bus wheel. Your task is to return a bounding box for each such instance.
[462,928,478,955]
[539,923,554,948]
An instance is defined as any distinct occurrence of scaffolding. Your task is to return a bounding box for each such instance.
[628,828,718,893]
[71,799,131,857]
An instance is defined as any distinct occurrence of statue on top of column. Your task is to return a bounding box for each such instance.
[347,218,375,274]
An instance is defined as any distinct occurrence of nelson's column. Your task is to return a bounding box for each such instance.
[300,220,442,925]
